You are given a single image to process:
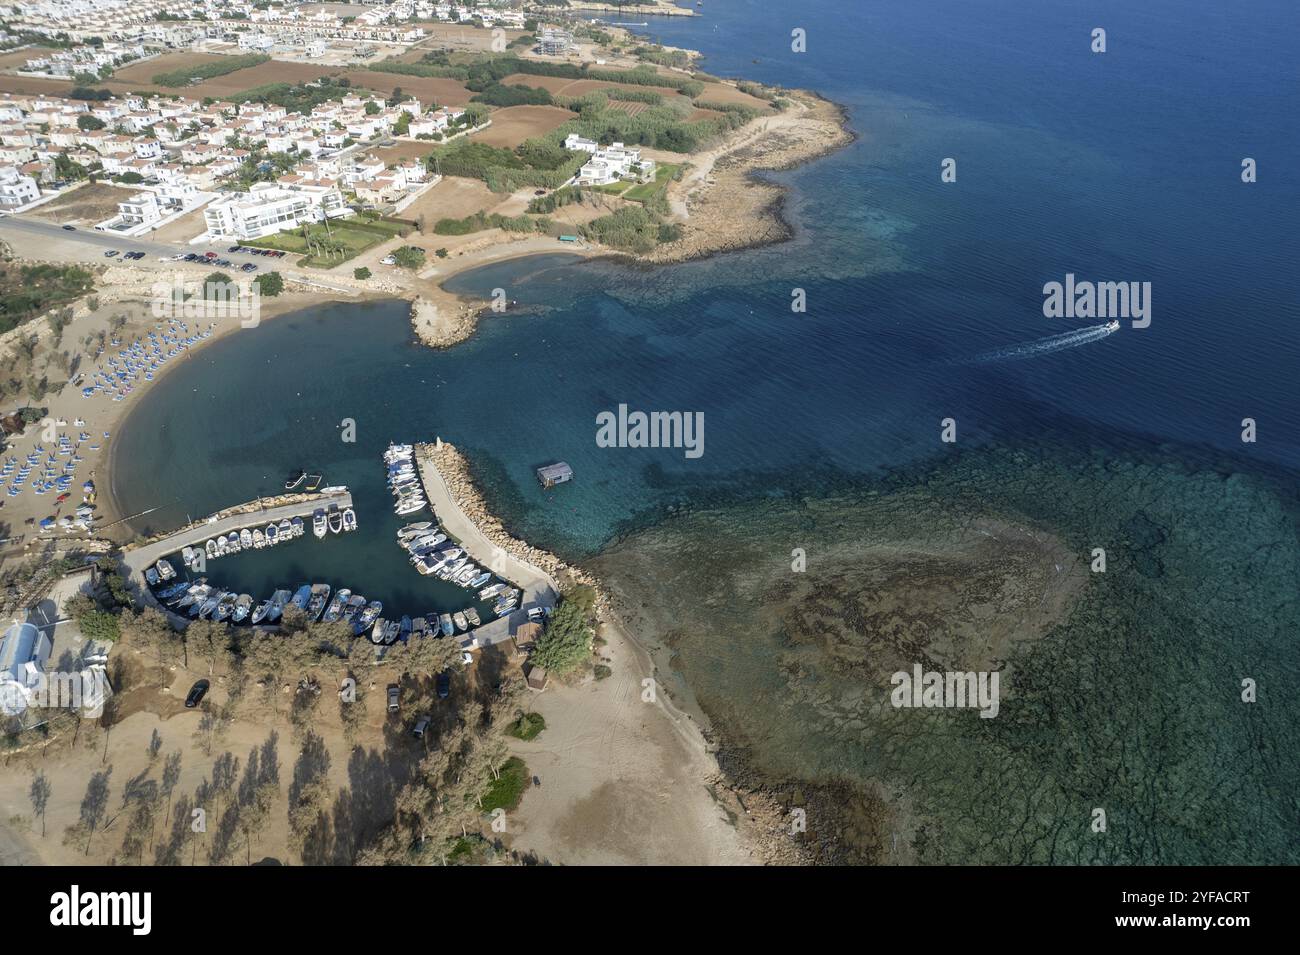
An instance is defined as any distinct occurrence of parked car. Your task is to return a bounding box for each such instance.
[241,262,258,272]
[380,255,395,265]
[436,671,450,699]
[387,683,399,712]
[227,245,241,253]
[61,224,76,231]
[103,250,118,257]
[412,715,431,738]
[204,251,218,259]
[185,680,210,708]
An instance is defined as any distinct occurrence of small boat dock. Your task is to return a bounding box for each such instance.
[121,487,353,593]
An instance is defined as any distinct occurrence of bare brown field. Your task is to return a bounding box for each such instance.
[371,139,437,164]
[340,71,471,107]
[471,105,572,147]
[111,51,231,85]
[0,46,56,70]
[186,59,335,97]
[688,107,726,122]
[401,176,507,222]
[24,182,128,225]
[0,74,80,97]
[410,22,518,52]
[502,73,685,101]
[694,81,772,110]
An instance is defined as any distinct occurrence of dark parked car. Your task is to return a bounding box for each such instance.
[387,683,400,712]
[227,245,241,253]
[185,680,210,708]
[436,671,450,699]
[62,224,76,231]
[412,715,430,738]
[241,262,258,272]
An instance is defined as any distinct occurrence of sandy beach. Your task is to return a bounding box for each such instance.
[0,79,855,865]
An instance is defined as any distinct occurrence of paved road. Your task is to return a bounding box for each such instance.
[0,214,276,270]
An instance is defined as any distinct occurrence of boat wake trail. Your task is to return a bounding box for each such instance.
[965,322,1119,364]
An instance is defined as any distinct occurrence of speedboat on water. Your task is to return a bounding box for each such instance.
[464,607,480,627]
[232,594,253,623]
[327,508,344,534]
[439,613,454,637]
[291,516,304,537]
[312,509,327,539]
[1105,319,1120,332]
[155,558,176,581]
[468,572,491,589]
[453,611,467,632]
[206,539,218,559]
[479,582,506,600]
[198,591,225,619]
[265,522,278,545]
[342,508,357,532]
[241,528,254,549]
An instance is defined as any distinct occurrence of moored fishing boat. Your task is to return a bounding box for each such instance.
[342,593,366,624]
[291,516,304,537]
[268,588,292,621]
[232,594,253,623]
[199,591,225,619]
[355,600,382,635]
[307,584,331,621]
[452,611,468,632]
[251,596,273,624]
[323,587,350,622]
[289,584,311,612]
[214,593,237,622]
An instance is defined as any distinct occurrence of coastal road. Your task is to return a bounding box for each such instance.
[0,214,276,270]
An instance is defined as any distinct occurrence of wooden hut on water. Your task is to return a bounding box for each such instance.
[536,462,573,488]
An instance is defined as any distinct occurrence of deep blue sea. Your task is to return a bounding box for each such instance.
[110,0,1300,862]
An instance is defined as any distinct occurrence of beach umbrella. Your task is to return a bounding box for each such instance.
[39,517,54,529]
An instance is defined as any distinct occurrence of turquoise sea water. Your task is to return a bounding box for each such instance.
[111,0,1299,862]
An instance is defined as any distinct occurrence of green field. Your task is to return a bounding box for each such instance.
[243,215,408,267]
[622,163,680,202]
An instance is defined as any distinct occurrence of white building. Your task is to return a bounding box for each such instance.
[203,180,351,240]
[563,133,598,154]
[574,142,655,186]
[0,618,51,717]
[0,165,40,208]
